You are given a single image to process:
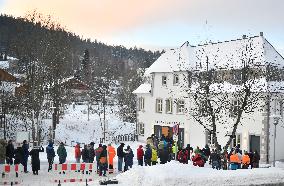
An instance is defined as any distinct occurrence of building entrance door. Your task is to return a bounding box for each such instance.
[153,125,184,147]
[250,135,260,153]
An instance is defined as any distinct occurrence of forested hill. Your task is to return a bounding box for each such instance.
[0,14,161,77]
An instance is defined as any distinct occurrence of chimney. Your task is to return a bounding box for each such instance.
[260,32,264,36]
[242,35,247,39]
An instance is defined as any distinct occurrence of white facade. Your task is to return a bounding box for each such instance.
[134,34,284,163]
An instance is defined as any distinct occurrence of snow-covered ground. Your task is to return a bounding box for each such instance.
[55,104,135,145]
[116,161,284,186]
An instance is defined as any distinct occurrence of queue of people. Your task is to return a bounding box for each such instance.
[1,137,262,177]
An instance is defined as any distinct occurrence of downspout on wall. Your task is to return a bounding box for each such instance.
[266,93,271,164]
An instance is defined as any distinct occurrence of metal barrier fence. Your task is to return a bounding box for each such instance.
[111,133,138,144]
[0,164,24,185]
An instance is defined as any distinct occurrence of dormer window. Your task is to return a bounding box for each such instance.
[173,74,179,85]
[162,76,167,86]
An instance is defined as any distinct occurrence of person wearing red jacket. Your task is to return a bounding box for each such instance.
[192,153,205,167]
[137,145,144,166]
[178,149,189,164]
[75,143,81,163]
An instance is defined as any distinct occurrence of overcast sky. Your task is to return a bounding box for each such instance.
[0,0,284,53]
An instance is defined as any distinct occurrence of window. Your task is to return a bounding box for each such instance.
[162,76,167,86]
[138,97,145,111]
[230,100,241,117]
[173,74,179,85]
[156,99,163,113]
[176,100,185,113]
[231,134,241,148]
[166,99,173,113]
[138,123,144,136]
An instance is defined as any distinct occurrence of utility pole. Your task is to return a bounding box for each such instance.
[270,114,281,167]
[2,103,6,140]
[87,94,90,121]
[31,61,36,145]
[103,90,106,143]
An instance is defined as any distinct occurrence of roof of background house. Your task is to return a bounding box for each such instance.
[132,83,151,94]
[144,34,284,76]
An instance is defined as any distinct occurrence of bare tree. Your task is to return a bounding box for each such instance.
[183,36,268,152]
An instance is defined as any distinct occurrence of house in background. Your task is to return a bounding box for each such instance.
[133,33,284,163]
[0,67,18,134]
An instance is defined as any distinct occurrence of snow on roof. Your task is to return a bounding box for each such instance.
[7,56,18,60]
[0,61,9,69]
[133,83,151,94]
[13,73,26,79]
[0,82,19,95]
[145,35,284,75]
[144,41,193,75]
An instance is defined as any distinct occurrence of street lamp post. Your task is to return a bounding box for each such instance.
[270,114,281,167]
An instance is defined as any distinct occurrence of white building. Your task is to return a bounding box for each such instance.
[133,33,284,163]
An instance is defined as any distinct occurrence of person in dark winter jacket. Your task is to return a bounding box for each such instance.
[252,150,260,168]
[117,143,125,172]
[99,145,108,176]
[124,146,134,171]
[210,149,221,170]
[89,142,95,163]
[5,140,15,165]
[22,140,29,173]
[46,141,56,172]
[235,145,242,155]
[202,144,211,162]
[0,139,6,164]
[29,146,44,175]
[159,147,167,164]
[137,145,144,166]
[185,144,193,160]
[14,145,23,165]
[144,144,152,166]
[81,145,90,163]
[57,142,67,164]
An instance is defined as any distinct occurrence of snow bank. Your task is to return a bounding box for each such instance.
[116,161,284,186]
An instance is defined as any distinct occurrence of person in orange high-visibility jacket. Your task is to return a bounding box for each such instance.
[107,144,116,174]
[230,151,240,170]
[242,152,250,169]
